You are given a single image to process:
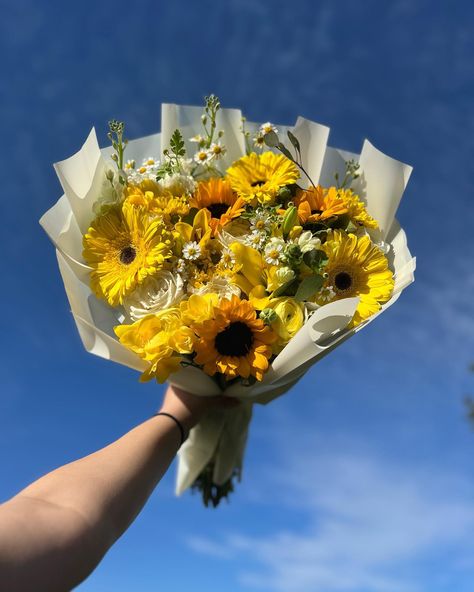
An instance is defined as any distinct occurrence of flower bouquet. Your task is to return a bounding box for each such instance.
[40,96,415,506]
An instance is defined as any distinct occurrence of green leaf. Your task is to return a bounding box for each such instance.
[263,130,279,147]
[169,129,186,157]
[295,275,324,301]
[303,249,329,271]
[277,143,295,162]
[272,279,298,298]
[287,130,300,153]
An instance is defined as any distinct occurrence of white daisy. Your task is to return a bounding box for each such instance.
[182,241,201,260]
[318,285,337,303]
[190,134,205,144]
[260,122,278,136]
[264,238,285,265]
[194,149,212,165]
[253,133,266,148]
[220,249,236,269]
[250,210,272,233]
[244,230,267,250]
[124,159,136,170]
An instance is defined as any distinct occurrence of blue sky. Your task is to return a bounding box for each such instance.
[1,0,474,590]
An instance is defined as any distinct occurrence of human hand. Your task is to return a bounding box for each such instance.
[159,385,241,433]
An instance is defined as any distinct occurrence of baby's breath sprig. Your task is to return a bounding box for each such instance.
[264,130,317,188]
[335,159,361,189]
[108,119,128,182]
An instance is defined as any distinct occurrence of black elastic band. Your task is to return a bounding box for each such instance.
[153,412,186,447]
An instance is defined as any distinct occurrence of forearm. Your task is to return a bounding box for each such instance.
[0,413,182,591]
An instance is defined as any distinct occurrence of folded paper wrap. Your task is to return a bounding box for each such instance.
[40,103,415,495]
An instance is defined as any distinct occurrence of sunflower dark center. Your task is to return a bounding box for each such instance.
[251,179,266,187]
[207,203,229,219]
[334,271,352,291]
[215,321,253,357]
[119,246,137,265]
[311,209,323,214]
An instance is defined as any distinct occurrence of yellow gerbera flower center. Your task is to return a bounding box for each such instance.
[214,321,254,356]
[119,245,137,265]
[334,271,353,292]
[207,203,230,219]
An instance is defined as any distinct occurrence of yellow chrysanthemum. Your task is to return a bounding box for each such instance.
[192,296,276,381]
[83,202,172,306]
[337,188,379,229]
[124,181,190,222]
[114,308,195,383]
[226,151,299,205]
[293,185,348,224]
[189,178,245,236]
[316,230,394,326]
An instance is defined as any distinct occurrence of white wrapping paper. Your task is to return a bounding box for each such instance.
[40,103,415,495]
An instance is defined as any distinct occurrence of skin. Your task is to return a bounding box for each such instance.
[0,385,239,592]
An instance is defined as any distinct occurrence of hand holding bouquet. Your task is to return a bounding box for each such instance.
[41,96,415,506]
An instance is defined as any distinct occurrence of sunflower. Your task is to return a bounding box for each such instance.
[192,296,276,381]
[226,151,299,206]
[337,188,378,229]
[315,230,394,326]
[189,178,245,236]
[83,202,172,306]
[293,185,347,225]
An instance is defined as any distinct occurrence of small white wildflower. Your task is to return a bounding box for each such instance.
[260,122,278,136]
[244,230,267,250]
[175,259,187,274]
[253,133,266,148]
[319,285,337,303]
[264,238,285,265]
[209,142,226,159]
[124,159,136,170]
[250,210,272,232]
[297,231,321,253]
[182,241,201,261]
[159,172,196,196]
[194,149,213,165]
[143,156,157,166]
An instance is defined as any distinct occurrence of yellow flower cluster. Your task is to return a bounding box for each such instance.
[83,105,394,386]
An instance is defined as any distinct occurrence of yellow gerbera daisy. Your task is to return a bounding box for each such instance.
[226,151,299,206]
[337,188,379,229]
[189,178,245,236]
[316,230,394,326]
[83,202,172,306]
[293,185,348,224]
[192,296,276,381]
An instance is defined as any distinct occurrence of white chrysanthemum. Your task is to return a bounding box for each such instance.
[209,142,226,159]
[190,134,205,144]
[244,230,267,250]
[158,172,196,196]
[123,271,185,321]
[296,231,321,253]
[183,241,201,260]
[124,159,136,170]
[264,238,285,265]
[126,156,161,184]
[190,276,241,299]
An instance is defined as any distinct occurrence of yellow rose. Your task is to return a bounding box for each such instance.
[267,297,304,353]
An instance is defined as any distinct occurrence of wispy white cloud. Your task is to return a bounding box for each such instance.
[186,440,474,592]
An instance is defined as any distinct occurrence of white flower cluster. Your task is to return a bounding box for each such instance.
[191,140,227,166]
[254,122,278,149]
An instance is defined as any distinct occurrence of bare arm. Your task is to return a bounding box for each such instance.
[0,386,235,592]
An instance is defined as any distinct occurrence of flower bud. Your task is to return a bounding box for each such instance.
[260,308,278,324]
[282,205,298,236]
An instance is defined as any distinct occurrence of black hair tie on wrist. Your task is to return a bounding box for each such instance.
[153,412,186,447]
